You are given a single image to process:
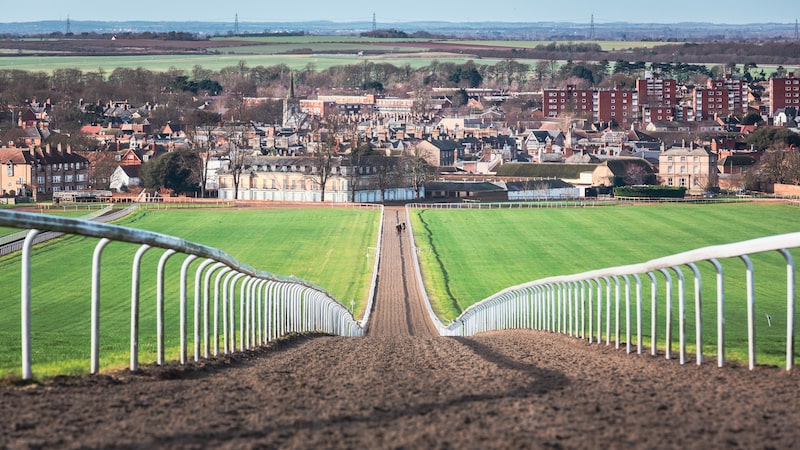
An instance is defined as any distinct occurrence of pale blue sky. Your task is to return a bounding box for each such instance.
[0,0,795,24]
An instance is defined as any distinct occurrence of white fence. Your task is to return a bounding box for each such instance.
[430,231,799,371]
[0,210,364,380]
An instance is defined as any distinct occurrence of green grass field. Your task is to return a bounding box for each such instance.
[410,203,800,366]
[0,53,507,73]
[0,36,675,73]
[0,207,379,378]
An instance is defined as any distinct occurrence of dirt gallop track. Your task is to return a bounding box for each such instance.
[366,206,438,338]
[4,206,800,449]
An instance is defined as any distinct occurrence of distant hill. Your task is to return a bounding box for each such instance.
[0,20,796,41]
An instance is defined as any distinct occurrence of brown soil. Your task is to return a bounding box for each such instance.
[3,206,800,449]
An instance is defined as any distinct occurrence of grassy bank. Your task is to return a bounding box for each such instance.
[0,207,379,377]
[410,203,800,366]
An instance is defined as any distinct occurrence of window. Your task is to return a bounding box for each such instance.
[37,176,44,184]
[6,163,12,177]
[65,175,73,183]
[667,156,673,162]
[667,166,673,173]
[680,166,686,173]
[679,178,687,186]
[693,166,700,174]
[667,177,673,186]
[52,175,61,183]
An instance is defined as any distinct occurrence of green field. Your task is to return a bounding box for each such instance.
[0,36,673,73]
[0,53,507,73]
[0,207,379,378]
[411,203,800,366]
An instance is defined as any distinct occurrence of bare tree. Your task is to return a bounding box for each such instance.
[185,110,221,198]
[368,154,397,202]
[751,145,800,188]
[403,145,434,199]
[221,129,251,200]
[346,143,374,202]
[309,117,338,202]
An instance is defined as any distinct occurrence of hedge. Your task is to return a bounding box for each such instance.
[614,185,687,198]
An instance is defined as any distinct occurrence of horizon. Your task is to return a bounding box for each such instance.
[1,0,796,25]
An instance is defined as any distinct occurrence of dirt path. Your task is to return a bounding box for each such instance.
[366,206,438,337]
[3,206,800,449]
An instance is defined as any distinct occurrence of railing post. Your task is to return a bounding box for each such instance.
[623,274,631,353]
[213,267,232,355]
[193,259,217,362]
[232,273,247,351]
[587,279,595,343]
[687,262,703,366]
[604,276,612,345]
[240,276,253,350]
[597,278,603,344]
[614,275,621,349]
[740,255,756,370]
[659,268,673,360]
[221,271,236,353]
[91,238,112,374]
[779,249,795,371]
[633,273,642,355]
[130,244,151,372]
[708,259,724,367]
[179,255,198,365]
[156,249,176,366]
[20,229,40,381]
[647,272,657,357]
[671,266,686,365]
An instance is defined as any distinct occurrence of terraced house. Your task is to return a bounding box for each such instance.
[0,144,90,201]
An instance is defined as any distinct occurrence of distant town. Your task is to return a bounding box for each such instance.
[0,26,799,204]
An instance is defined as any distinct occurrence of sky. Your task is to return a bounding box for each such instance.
[0,0,796,25]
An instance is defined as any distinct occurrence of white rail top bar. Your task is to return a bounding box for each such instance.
[0,210,325,291]
[457,232,800,317]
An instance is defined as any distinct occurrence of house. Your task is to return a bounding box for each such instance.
[591,157,656,187]
[524,130,565,157]
[217,155,420,203]
[109,165,141,192]
[412,139,459,168]
[0,144,90,201]
[717,154,757,192]
[658,145,719,194]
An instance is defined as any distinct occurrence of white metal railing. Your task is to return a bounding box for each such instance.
[0,205,113,247]
[1,210,364,380]
[405,201,609,209]
[432,232,799,371]
[359,206,384,327]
